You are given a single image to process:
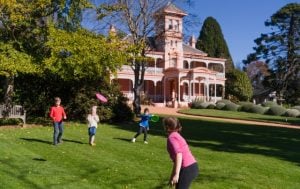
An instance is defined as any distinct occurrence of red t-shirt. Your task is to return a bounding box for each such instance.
[50,106,66,122]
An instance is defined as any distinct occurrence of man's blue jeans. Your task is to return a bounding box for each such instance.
[53,121,64,145]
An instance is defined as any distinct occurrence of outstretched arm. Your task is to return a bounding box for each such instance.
[169,153,183,186]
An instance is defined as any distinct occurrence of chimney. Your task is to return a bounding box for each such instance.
[189,35,196,48]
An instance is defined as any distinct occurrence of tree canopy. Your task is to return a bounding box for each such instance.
[196,16,234,73]
[244,3,300,103]
[226,69,253,102]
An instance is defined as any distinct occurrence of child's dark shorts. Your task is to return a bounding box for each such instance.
[88,127,97,136]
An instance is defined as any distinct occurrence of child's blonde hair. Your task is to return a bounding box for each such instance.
[163,117,182,132]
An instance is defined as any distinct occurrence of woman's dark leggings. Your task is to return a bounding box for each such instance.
[176,163,199,189]
[134,126,148,141]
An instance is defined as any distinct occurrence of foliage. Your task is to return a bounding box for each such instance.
[244,3,300,103]
[239,101,254,112]
[14,73,133,123]
[0,118,22,126]
[267,105,287,116]
[285,109,300,117]
[207,103,216,109]
[292,106,300,111]
[216,102,226,110]
[190,98,204,109]
[216,99,232,105]
[196,16,234,73]
[224,102,240,111]
[250,105,269,115]
[54,0,92,31]
[44,25,127,80]
[262,101,278,107]
[226,69,253,101]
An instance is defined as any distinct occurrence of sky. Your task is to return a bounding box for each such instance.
[179,0,299,68]
[82,0,299,68]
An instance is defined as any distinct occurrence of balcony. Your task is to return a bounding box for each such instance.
[120,65,163,74]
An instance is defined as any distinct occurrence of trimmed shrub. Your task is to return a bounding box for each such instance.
[0,118,22,126]
[199,102,215,109]
[190,98,204,109]
[224,103,240,111]
[267,105,287,116]
[216,99,232,105]
[216,102,226,110]
[239,101,254,112]
[250,105,268,114]
[262,101,278,107]
[285,109,300,117]
[292,106,300,112]
[207,104,216,109]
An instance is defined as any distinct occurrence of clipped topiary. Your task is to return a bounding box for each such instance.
[216,102,226,110]
[207,104,216,109]
[224,102,240,111]
[239,101,254,112]
[190,98,204,109]
[200,102,215,109]
[262,101,278,107]
[285,109,300,117]
[250,105,269,114]
[267,105,287,116]
[217,99,232,105]
[292,106,300,112]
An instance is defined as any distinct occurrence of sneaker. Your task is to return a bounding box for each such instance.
[144,141,148,144]
[131,138,136,143]
[90,143,96,146]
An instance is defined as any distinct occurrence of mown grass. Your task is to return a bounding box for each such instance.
[0,117,300,189]
[179,108,300,125]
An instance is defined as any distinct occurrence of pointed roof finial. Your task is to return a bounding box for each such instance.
[109,25,116,35]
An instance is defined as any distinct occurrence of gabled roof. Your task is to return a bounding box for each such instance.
[183,44,207,56]
[158,2,187,16]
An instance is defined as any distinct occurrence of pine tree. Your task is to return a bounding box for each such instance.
[196,17,234,73]
[244,3,300,103]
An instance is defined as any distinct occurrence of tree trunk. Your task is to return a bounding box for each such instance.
[3,76,14,118]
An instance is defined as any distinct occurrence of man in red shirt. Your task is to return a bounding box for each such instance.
[50,97,67,145]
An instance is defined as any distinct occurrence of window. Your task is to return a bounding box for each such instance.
[183,61,189,69]
[176,20,179,31]
[168,19,173,29]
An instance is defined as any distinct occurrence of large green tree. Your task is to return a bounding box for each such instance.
[226,69,253,102]
[244,3,300,103]
[0,1,44,115]
[196,16,234,73]
[97,0,173,115]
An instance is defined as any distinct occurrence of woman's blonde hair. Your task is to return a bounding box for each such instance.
[163,117,182,132]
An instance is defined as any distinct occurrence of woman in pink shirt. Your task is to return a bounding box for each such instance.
[163,117,199,189]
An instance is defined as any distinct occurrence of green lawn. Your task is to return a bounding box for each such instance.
[1,117,300,189]
[179,108,300,125]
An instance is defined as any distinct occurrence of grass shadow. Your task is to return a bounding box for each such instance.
[113,137,132,143]
[111,116,300,166]
[63,138,84,144]
[20,137,52,144]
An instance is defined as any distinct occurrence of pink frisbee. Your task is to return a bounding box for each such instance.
[96,93,108,103]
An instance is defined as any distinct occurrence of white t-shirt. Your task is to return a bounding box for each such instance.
[87,114,99,128]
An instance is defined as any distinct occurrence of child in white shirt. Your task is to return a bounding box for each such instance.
[87,106,99,146]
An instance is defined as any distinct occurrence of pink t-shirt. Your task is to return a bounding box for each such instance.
[167,132,196,168]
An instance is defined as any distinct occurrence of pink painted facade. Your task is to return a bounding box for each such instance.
[111,3,226,107]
